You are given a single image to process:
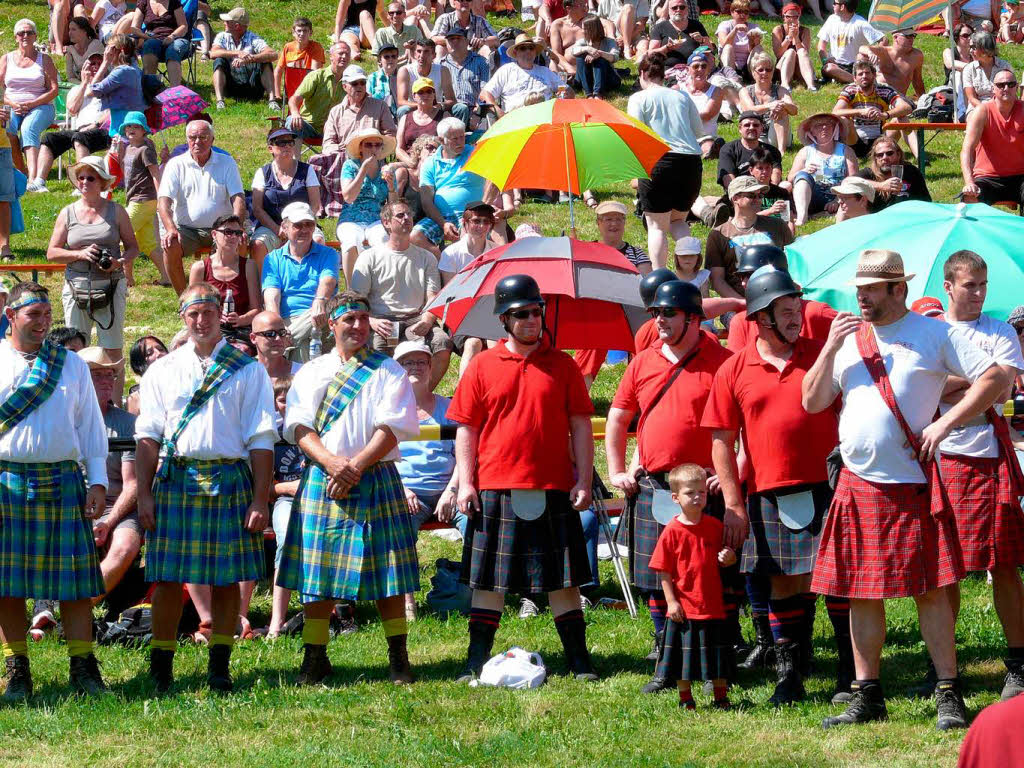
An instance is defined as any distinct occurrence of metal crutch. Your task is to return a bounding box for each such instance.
[592,477,637,618]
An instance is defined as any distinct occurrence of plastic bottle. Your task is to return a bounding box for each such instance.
[309,333,322,359]
[223,289,235,319]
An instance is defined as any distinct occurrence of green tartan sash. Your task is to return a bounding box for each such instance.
[312,348,389,437]
[157,343,255,479]
[0,342,67,439]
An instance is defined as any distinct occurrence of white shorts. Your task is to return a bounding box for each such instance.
[337,220,387,254]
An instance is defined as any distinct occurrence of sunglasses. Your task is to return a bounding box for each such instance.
[959,32,972,38]
[994,80,1019,89]
[690,62,708,69]
[363,141,385,148]
[272,138,295,146]
[753,67,772,73]
[77,174,98,183]
[15,30,36,37]
[253,329,290,339]
[670,3,687,7]
[509,308,543,319]
[648,307,679,318]
[216,228,245,237]
[733,192,760,200]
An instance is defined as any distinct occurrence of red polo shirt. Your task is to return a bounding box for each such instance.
[726,298,838,352]
[448,337,594,491]
[648,514,726,620]
[701,336,839,493]
[611,333,732,473]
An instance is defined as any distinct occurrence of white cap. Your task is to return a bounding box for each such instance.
[281,201,316,223]
[342,64,368,83]
[674,236,702,256]
[393,340,432,362]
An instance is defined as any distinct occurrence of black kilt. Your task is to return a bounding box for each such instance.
[655,617,736,682]
[460,489,593,593]
[741,482,831,576]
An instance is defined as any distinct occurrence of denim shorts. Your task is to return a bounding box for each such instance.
[9,104,56,149]
[141,36,192,62]
[792,171,836,216]
[412,214,460,246]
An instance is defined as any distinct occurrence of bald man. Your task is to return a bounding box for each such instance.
[250,310,301,381]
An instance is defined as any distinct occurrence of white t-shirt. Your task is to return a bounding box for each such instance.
[939,314,1024,457]
[831,311,995,483]
[438,238,488,274]
[817,14,883,65]
[483,62,562,112]
[251,164,321,191]
[68,85,105,129]
[94,0,126,39]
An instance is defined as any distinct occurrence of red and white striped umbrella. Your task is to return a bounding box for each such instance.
[426,236,648,350]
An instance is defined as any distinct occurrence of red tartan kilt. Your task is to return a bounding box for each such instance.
[940,453,1024,572]
[811,469,965,599]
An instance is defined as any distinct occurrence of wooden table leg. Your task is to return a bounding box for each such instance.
[917,128,927,178]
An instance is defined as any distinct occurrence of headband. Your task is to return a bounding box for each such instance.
[179,295,221,313]
[330,301,370,320]
[8,293,50,311]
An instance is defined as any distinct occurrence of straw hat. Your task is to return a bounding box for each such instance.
[68,155,114,190]
[345,127,397,159]
[797,112,842,146]
[78,346,124,370]
[511,33,546,53]
[848,249,916,286]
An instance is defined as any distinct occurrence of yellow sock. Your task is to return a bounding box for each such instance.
[67,639,92,658]
[2,641,27,658]
[302,618,330,646]
[209,633,235,648]
[382,617,408,638]
[150,639,177,653]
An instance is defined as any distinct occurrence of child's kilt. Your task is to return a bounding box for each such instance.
[741,482,831,576]
[940,452,1024,573]
[278,460,419,603]
[0,460,103,601]
[655,617,735,683]
[148,457,264,586]
[461,489,592,594]
[811,468,965,600]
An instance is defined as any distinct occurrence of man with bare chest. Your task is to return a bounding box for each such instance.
[859,29,924,100]
[549,0,588,77]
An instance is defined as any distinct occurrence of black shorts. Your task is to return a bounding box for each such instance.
[213,57,267,99]
[637,151,703,215]
[850,134,874,159]
[40,127,111,157]
[976,174,1024,206]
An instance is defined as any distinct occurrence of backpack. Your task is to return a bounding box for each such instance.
[425,557,472,618]
[912,85,955,123]
[95,604,153,648]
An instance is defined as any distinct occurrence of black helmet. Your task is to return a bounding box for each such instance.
[745,267,802,316]
[493,274,545,316]
[639,268,678,308]
[650,280,704,317]
[736,244,788,276]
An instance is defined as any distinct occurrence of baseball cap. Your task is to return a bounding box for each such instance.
[831,176,876,202]
[412,77,436,94]
[281,201,316,223]
[594,200,628,216]
[674,236,702,256]
[375,42,400,55]
[342,64,368,83]
[738,110,762,124]
[911,296,945,318]
[727,175,769,199]
[394,340,432,362]
[267,126,297,142]
[463,200,496,215]
[219,7,249,24]
[445,26,469,37]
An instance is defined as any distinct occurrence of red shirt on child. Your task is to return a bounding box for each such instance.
[648,514,726,620]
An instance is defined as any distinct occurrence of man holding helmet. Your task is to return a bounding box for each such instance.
[704,266,853,706]
[448,274,598,683]
[606,279,735,693]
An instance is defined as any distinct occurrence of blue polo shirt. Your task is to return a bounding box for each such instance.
[420,145,486,221]
[261,241,340,319]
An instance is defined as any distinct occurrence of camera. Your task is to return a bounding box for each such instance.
[94,247,114,270]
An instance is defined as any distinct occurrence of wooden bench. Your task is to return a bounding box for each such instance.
[882,121,966,180]
[2,263,66,282]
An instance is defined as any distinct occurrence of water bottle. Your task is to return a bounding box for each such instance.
[309,333,322,359]
[223,289,235,320]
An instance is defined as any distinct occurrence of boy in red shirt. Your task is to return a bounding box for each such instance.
[649,463,738,710]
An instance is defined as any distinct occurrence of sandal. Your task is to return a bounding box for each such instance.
[236,615,254,641]
[0,248,14,262]
[583,190,599,209]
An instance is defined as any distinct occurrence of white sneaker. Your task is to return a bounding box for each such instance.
[216,99,226,110]
[518,597,540,619]
[26,179,45,192]
[268,99,281,112]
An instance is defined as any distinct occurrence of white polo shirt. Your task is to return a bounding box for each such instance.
[158,150,244,229]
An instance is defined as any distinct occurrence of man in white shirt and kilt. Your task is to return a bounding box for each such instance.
[136,282,277,694]
[0,281,109,701]
[277,291,421,686]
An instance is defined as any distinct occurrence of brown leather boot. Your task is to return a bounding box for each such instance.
[387,634,415,685]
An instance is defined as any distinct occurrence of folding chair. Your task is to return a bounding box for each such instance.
[53,81,74,182]
[267,66,322,154]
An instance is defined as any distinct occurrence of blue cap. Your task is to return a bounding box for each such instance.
[687,46,711,65]
[445,25,469,37]
[118,110,150,135]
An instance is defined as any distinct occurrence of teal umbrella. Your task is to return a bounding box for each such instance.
[787,202,1024,321]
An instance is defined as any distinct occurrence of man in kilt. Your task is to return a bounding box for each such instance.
[937,250,1024,701]
[136,283,277,693]
[703,267,854,706]
[277,291,421,685]
[605,279,735,694]
[449,275,598,683]
[802,249,1008,730]
[0,281,109,700]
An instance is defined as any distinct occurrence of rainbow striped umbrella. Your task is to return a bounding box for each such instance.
[463,98,669,226]
[868,0,949,31]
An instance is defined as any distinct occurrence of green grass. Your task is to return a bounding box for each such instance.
[3,3,1022,765]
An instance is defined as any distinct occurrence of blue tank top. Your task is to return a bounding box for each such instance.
[806,143,849,188]
[260,160,314,225]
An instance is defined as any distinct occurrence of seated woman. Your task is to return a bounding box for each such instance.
[86,34,145,138]
[787,112,857,226]
[772,3,816,91]
[126,333,168,414]
[572,14,621,98]
[738,51,797,150]
[715,0,763,80]
[395,78,441,168]
[338,127,399,284]
[962,30,1012,115]
[855,135,930,213]
[65,17,105,83]
[82,0,133,43]
[127,0,190,88]
[250,126,323,274]
[682,48,724,158]
[187,213,260,339]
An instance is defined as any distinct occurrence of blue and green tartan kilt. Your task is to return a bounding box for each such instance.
[631,474,670,592]
[0,460,104,601]
[277,460,419,603]
[741,482,831,576]
[655,617,736,683]
[148,458,264,586]
[460,489,593,594]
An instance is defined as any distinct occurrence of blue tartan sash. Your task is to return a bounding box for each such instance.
[157,343,255,479]
[0,342,67,439]
[312,348,389,437]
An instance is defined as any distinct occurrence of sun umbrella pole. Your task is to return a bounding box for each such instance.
[563,123,576,233]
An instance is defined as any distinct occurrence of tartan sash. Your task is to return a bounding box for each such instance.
[855,324,952,519]
[0,342,67,439]
[157,343,255,479]
[986,406,1024,501]
[312,348,389,437]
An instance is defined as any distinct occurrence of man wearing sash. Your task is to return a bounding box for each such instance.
[937,250,1024,701]
[0,281,109,701]
[802,249,1007,730]
[277,291,420,685]
[136,283,276,693]
[703,267,853,707]
[449,275,598,683]
[606,280,734,694]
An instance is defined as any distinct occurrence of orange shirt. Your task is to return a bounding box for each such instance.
[278,40,326,71]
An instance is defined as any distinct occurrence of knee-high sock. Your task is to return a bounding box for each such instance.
[646,591,667,635]
[825,596,850,645]
[801,592,818,648]
[745,572,770,615]
[768,595,805,644]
